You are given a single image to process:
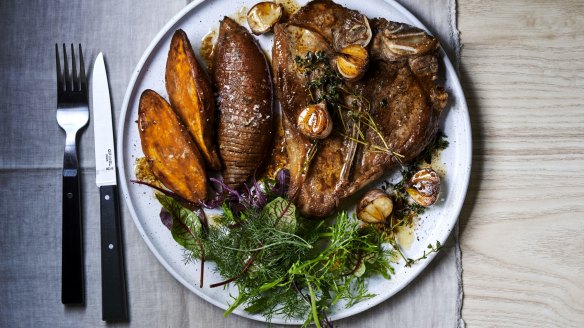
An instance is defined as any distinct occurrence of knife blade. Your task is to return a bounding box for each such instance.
[91,52,129,322]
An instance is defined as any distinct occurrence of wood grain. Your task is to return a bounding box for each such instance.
[458,0,584,326]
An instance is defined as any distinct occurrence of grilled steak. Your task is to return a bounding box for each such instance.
[272,0,447,218]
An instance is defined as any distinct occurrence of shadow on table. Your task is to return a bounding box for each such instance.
[456,59,483,237]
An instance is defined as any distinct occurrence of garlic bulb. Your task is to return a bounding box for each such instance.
[247,2,283,35]
[357,189,393,223]
[336,44,369,81]
[297,102,333,139]
[406,168,441,207]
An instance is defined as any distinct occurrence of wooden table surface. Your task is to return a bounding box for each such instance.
[457,0,584,326]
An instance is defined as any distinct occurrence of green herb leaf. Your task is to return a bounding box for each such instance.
[261,197,297,232]
[156,193,202,250]
[155,180,396,326]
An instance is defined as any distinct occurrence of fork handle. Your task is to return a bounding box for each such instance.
[62,172,85,304]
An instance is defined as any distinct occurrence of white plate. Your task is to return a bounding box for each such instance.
[117,0,471,324]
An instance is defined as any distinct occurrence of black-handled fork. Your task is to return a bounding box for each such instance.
[56,44,88,305]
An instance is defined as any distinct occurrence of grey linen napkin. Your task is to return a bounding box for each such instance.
[0,0,462,327]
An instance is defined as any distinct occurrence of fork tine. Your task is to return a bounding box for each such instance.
[71,44,78,91]
[55,44,63,93]
[78,44,87,92]
[62,44,71,92]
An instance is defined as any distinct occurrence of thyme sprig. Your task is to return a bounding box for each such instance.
[342,107,406,166]
[294,51,345,175]
[390,238,444,268]
[295,51,406,174]
[302,139,320,175]
[295,51,343,108]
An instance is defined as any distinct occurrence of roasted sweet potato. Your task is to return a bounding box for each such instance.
[213,17,274,189]
[166,29,222,171]
[138,89,207,203]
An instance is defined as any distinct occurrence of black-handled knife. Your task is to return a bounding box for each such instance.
[92,53,129,322]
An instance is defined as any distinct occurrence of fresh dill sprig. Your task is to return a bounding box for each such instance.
[241,212,394,327]
[156,191,394,326]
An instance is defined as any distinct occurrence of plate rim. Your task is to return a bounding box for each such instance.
[117,0,472,324]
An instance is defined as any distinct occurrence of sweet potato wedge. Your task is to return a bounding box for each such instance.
[213,17,274,189]
[138,89,207,203]
[166,29,222,171]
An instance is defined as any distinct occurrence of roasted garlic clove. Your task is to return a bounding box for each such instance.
[247,2,283,35]
[357,189,393,223]
[336,44,369,81]
[297,102,333,139]
[406,168,441,207]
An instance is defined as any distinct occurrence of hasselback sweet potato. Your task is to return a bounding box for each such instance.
[212,17,274,189]
[138,89,207,202]
[166,29,222,171]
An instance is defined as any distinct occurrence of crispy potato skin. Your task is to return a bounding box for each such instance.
[166,29,222,171]
[212,17,274,189]
[138,89,207,202]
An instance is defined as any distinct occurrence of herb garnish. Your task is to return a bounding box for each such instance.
[390,239,443,268]
[139,129,449,324]
[155,170,394,327]
[343,107,406,165]
[295,51,343,110]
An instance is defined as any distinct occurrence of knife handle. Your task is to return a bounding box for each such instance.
[99,185,129,322]
[62,173,85,304]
